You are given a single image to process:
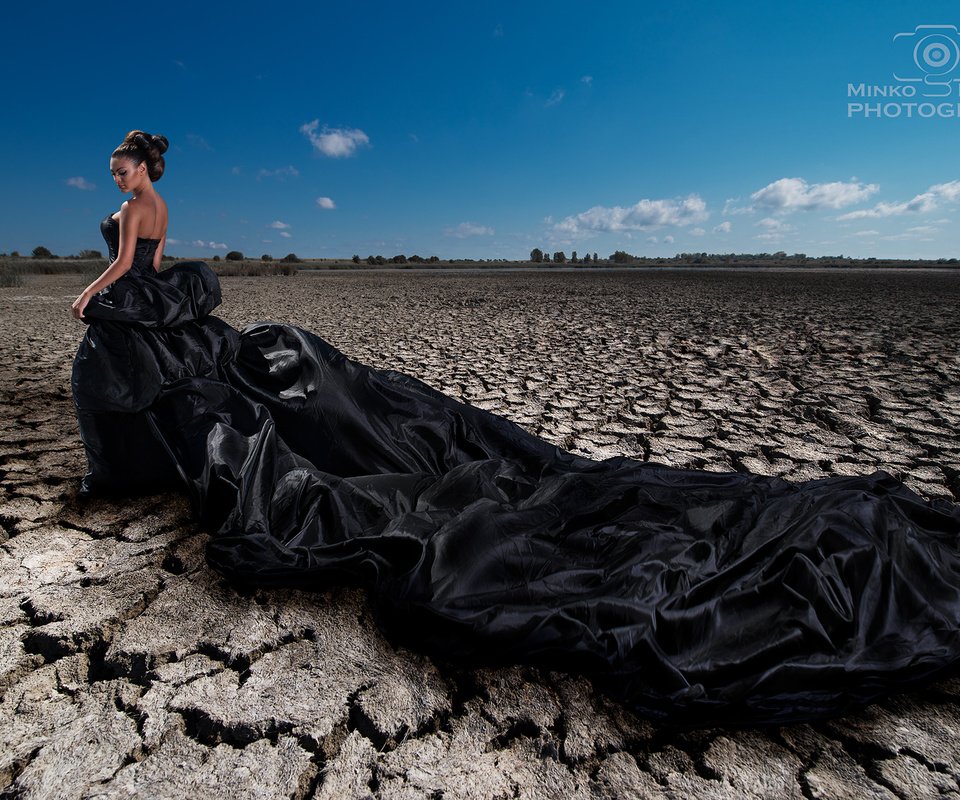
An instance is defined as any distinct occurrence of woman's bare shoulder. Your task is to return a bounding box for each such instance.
[156,195,169,231]
[119,199,143,223]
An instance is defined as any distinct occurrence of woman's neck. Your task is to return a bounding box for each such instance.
[131,183,155,201]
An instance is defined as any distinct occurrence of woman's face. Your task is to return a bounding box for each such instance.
[109,156,144,194]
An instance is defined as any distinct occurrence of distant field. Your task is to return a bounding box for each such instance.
[3,254,959,288]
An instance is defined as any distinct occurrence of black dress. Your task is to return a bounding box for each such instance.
[72,215,960,726]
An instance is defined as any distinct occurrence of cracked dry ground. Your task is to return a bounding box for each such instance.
[2,268,960,800]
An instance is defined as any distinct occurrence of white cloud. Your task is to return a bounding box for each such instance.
[664,235,675,244]
[754,219,795,242]
[713,221,732,233]
[880,230,936,241]
[838,203,910,220]
[300,120,371,158]
[187,133,212,150]
[646,236,658,243]
[270,221,291,229]
[66,176,95,191]
[257,166,299,180]
[837,180,960,220]
[173,239,227,249]
[554,194,709,236]
[230,166,241,175]
[545,88,566,107]
[445,222,495,238]
[906,224,938,233]
[691,228,705,236]
[722,198,753,215]
[316,196,336,210]
[756,217,794,232]
[581,75,593,85]
[279,231,292,238]
[751,177,879,212]
[851,229,880,236]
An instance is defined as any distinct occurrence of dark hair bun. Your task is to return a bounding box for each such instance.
[115,129,168,182]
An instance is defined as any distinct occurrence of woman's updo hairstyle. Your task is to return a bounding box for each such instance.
[112,130,169,182]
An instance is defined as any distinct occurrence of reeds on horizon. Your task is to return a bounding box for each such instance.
[0,257,106,286]
[0,256,305,286]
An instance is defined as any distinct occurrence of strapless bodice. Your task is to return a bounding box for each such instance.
[100,213,161,274]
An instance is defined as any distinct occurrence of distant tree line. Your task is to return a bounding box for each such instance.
[227,251,301,263]
[2,245,109,260]
[360,254,441,265]
[602,250,958,266]
[529,248,602,264]
[8,245,960,269]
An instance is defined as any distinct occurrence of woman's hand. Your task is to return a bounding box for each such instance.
[71,289,92,320]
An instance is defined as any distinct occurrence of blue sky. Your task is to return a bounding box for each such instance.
[3,1,960,260]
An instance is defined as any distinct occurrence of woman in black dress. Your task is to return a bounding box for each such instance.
[71,131,960,726]
[71,130,169,320]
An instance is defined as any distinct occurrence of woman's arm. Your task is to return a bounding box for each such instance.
[70,204,139,319]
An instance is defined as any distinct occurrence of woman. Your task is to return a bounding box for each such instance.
[71,130,229,496]
[71,131,169,320]
[70,131,960,726]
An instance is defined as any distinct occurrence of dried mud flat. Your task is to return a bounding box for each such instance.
[2,268,960,800]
